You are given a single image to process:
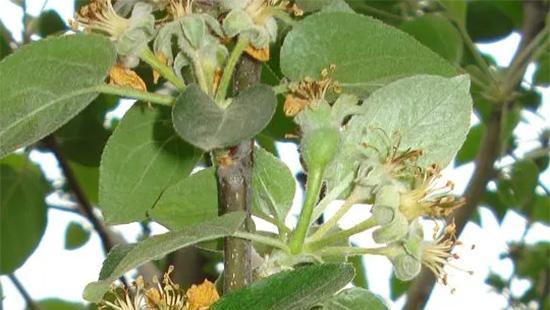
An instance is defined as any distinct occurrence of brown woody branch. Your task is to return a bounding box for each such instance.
[404,1,547,309]
[216,55,262,293]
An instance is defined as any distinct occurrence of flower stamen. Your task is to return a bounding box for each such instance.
[400,165,465,221]
[284,65,340,116]
[70,0,130,40]
[421,222,472,284]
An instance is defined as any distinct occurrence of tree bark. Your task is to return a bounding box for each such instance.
[403,1,547,309]
[217,54,262,293]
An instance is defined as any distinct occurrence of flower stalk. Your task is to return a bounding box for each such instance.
[215,34,250,103]
[289,167,324,254]
[140,47,187,92]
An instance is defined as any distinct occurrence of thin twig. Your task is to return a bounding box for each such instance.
[42,135,115,254]
[48,204,82,215]
[8,274,40,310]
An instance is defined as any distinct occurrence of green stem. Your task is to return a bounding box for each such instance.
[453,20,495,82]
[318,246,390,257]
[233,231,290,252]
[95,84,174,106]
[307,217,377,251]
[215,34,250,103]
[289,168,324,254]
[503,28,549,95]
[139,47,186,92]
[190,53,210,95]
[252,211,291,237]
[308,189,362,242]
[310,172,355,225]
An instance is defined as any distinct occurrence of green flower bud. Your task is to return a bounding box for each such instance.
[392,253,421,281]
[223,9,254,38]
[301,127,341,172]
[180,15,206,49]
[116,3,156,55]
[372,211,408,244]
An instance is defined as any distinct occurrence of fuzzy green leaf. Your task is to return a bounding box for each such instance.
[252,147,296,223]
[172,84,277,151]
[149,168,218,230]
[280,12,455,96]
[400,14,463,64]
[212,263,354,310]
[348,75,472,168]
[99,105,202,224]
[322,288,388,310]
[0,155,49,273]
[83,212,246,302]
[0,34,115,158]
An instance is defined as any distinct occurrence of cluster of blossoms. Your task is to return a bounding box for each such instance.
[101,266,219,310]
[277,67,470,284]
[69,0,298,96]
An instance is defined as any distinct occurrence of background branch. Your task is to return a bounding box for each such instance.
[216,54,261,293]
[8,274,39,310]
[42,135,114,254]
[403,1,547,308]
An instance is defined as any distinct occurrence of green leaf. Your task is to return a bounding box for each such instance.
[0,155,49,273]
[252,147,296,223]
[455,124,484,165]
[530,195,550,223]
[349,255,368,289]
[64,222,91,250]
[534,47,550,87]
[466,0,519,43]
[69,160,100,204]
[99,105,202,224]
[34,10,68,37]
[322,288,388,310]
[172,84,277,151]
[497,160,539,208]
[29,299,87,310]
[149,168,218,229]
[0,21,13,60]
[83,212,246,302]
[296,0,353,13]
[212,264,354,310]
[389,274,410,300]
[348,75,472,168]
[513,242,550,280]
[517,87,542,111]
[56,95,116,167]
[399,14,463,64]
[280,12,455,96]
[482,190,507,222]
[437,0,467,26]
[0,34,116,159]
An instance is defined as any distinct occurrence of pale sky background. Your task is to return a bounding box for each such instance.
[0,1,549,309]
